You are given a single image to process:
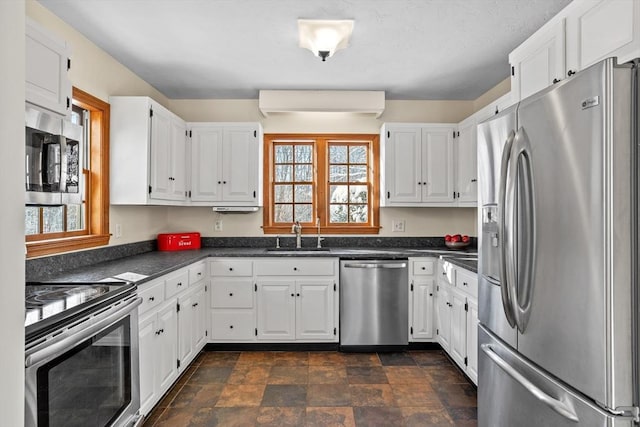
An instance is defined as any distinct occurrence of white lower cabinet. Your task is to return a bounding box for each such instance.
[208,257,339,343]
[436,258,479,385]
[409,258,436,341]
[137,262,208,416]
[138,300,178,416]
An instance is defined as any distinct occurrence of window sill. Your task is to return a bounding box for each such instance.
[26,234,111,259]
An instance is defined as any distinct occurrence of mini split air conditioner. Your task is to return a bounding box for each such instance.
[258,90,385,117]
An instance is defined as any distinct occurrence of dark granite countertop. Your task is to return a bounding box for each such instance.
[34,247,477,285]
[442,256,478,273]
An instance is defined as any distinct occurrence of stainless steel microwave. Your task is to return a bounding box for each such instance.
[25,105,83,205]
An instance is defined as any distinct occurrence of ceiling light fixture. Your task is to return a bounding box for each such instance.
[298,19,354,62]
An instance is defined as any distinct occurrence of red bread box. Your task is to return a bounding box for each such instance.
[157,232,201,251]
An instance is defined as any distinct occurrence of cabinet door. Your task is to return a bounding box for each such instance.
[156,302,178,391]
[256,280,295,340]
[149,105,173,200]
[222,126,259,203]
[566,0,639,73]
[466,299,479,385]
[25,18,71,116]
[190,126,223,202]
[296,280,335,341]
[422,127,455,203]
[449,287,467,369]
[510,19,566,101]
[177,290,195,366]
[192,284,208,352]
[137,312,157,415]
[169,117,187,200]
[455,118,477,205]
[411,279,435,340]
[384,127,423,204]
[436,285,451,351]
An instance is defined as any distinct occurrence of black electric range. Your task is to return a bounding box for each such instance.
[25,281,137,344]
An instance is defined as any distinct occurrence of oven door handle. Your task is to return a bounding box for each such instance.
[25,296,142,368]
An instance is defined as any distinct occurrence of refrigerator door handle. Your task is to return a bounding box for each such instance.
[498,130,517,328]
[509,128,537,333]
[481,343,580,423]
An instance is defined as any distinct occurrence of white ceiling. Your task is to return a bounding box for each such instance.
[38,0,572,100]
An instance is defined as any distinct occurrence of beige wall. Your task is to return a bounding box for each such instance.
[27,1,512,245]
[2,1,26,424]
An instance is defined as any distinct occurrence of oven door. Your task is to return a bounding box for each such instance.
[25,297,142,427]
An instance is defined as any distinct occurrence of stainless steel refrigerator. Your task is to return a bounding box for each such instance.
[477,57,639,426]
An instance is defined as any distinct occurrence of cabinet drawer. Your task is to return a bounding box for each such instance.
[210,310,255,340]
[211,280,253,308]
[438,260,455,285]
[254,259,336,276]
[165,270,189,299]
[210,259,253,277]
[137,280,165,315]
[413,260,435,275]
[189,262,206,285]
[455,267,478,298]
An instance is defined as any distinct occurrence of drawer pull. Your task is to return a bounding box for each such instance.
[149,296,155,302]
[229,293,233,297]
[293,267,298,271]
[421,267,426,270]
[177,282,183,287]
[291,293,295,297]
[197,272,202,276]
[229,325,234,329]
[229,267,234,271]
[192,302,198,308]
[463,282,468,286]
[296,293,300,297]
[442,272,446,276]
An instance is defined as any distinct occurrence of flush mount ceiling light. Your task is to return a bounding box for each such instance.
[298,19,354,62]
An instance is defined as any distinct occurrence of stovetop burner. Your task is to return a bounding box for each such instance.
[25,281,136,344]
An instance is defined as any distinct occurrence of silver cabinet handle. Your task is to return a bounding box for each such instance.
[498,130,517,328]
[481,344,579,422]
[343,262,407,269]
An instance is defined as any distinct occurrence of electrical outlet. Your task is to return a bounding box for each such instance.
[214,220,223,232]
[115,223,122,238]
[392,220,405,232]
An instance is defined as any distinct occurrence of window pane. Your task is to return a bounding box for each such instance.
[294,204,312,222]
[67,204,83,231]
[43,206,64,233]
[329,166,347,183]
[295,145,312,163]
[294,165,312,182]
[25,207,40,235]
[275,185,293,203]
[275,165,292,182]
[349,185,368,203]
[329,185,348,203]
[349,205,368,223]
[349,146,367,164]
[294,185,312,203]
[349,165,367,183]
[275,145,293,163]
[329,205,348,223]
[329,145,347,163]
[274,204,293,223]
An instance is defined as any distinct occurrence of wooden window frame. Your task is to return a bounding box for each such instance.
[263,133,380,235]
[26,87,111,258]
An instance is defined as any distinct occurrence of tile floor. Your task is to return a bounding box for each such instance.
[143,349,477,426]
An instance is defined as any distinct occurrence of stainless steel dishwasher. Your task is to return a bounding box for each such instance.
[339,259,408,351]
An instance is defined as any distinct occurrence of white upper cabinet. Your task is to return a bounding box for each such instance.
[110,96,188,205]
[509,19,566,102]
[188,123,262,206]
[26,17,71,117]
[565,0,640,73]
[455,116,477,206]
[511,0,640,102]
[381,123,455,206]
